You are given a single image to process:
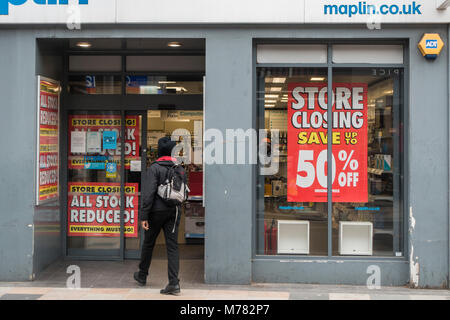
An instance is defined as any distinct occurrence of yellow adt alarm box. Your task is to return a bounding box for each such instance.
[418,33,445,60]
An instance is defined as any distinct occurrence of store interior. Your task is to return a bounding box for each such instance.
[260,67,402,257]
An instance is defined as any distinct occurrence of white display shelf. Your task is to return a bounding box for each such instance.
[339,221,373,256]
[277,220,310,255]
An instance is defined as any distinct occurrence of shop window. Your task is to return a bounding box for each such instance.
[256,64,404,258]
[256,67,329,256]
[68,75,122,94]
[331,68,404,257]
[257,44,328,64]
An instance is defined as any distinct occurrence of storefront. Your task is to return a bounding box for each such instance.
[0,0,449,288]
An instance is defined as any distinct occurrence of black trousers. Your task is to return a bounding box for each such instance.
[138,208,180,285]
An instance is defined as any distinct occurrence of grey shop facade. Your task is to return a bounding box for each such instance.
[0,1,449,289]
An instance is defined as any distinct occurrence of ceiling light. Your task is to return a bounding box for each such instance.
[272,77,286,83]
[158,81,177,84]
[76,42,92,48]
[270,87,282,92]
[265,100,277,104]
[168,42,182,48]
[310,77,326,81]
[265,94,279,99]
[265,104,276,108]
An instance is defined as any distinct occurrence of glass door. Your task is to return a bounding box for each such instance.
[67,110,123,258]
[66,110,144,258]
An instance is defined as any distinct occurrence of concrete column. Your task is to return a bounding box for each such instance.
[0,30,37,281]
[204,31,253,284]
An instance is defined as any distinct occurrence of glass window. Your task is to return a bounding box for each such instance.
[332,68,404,257]
[256,67,329,256]
[68,75,122,95]
[256,64,404,258]
[125,75,203,95]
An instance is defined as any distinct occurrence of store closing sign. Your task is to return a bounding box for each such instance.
[68,115,140,169]
[68,182,138,238]
[287,83,368,203]
[37,77,60,205]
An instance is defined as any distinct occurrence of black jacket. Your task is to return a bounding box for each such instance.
[141,160,185,221]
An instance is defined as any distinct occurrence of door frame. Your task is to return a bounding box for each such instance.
[62,101,205,261]
[60,48,204,260]
[124,110,147,260]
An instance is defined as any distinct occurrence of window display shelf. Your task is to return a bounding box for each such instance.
[339,221,373,256]
[277,220,310,255]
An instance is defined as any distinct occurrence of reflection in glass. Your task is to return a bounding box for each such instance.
[125,76,203,95]
[68,75,122,95]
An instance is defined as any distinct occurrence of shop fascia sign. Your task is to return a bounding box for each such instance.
[0,0,88,15]
[0,0,449,23]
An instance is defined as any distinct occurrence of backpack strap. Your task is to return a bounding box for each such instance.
[154,161,177,183]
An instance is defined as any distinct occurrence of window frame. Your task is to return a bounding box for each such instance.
[253,39,409,261]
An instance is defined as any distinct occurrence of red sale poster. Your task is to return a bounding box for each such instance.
[67,182,139,238]
[37,78,60,204]
[287,82,368,203]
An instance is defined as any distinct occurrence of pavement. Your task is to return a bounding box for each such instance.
[1,258,450,300]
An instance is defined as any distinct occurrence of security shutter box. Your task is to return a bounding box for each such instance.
[277,220,310,255]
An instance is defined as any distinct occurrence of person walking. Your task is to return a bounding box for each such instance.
[133,137,186,295]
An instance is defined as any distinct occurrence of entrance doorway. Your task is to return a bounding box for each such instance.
[60,38,205,265]
[124,109,205,260]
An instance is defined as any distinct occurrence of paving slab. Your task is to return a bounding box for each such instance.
[0,294,43,300]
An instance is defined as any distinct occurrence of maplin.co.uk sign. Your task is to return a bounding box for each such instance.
[0,0,88,15]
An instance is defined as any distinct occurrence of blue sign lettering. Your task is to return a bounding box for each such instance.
[426,40,438,49]
[0,0,88,15]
